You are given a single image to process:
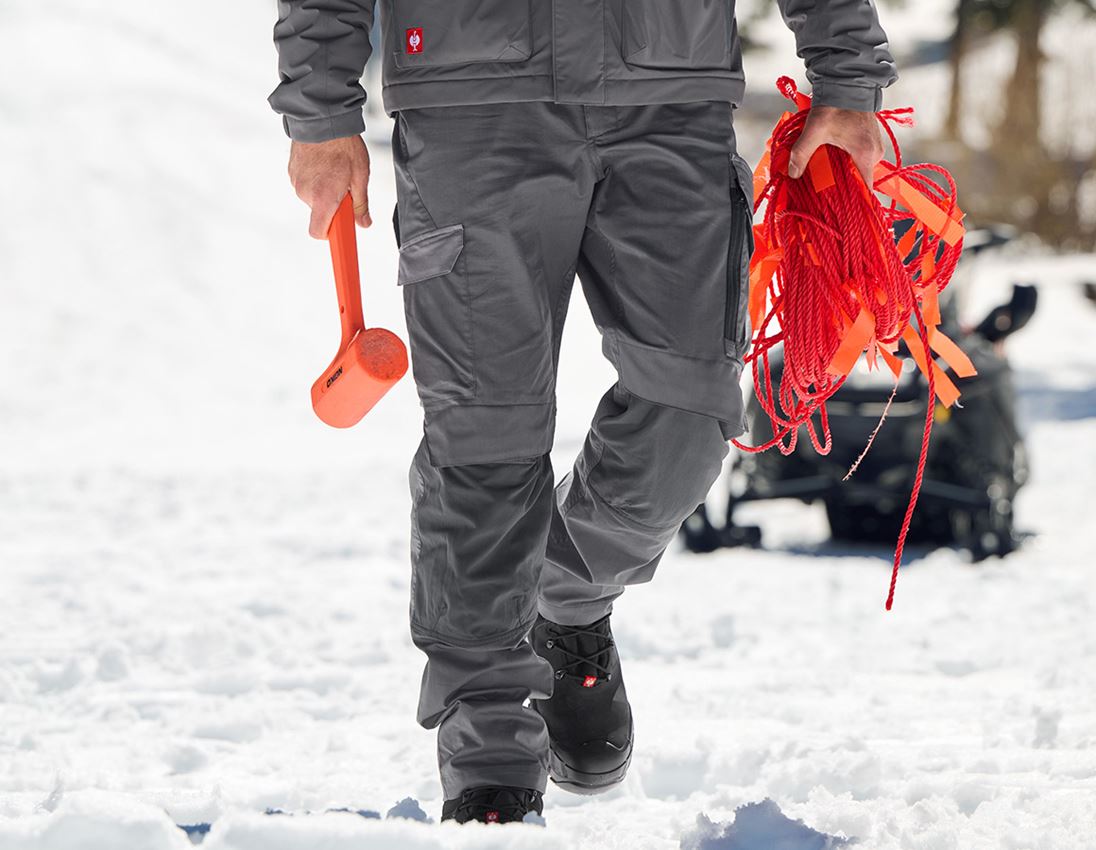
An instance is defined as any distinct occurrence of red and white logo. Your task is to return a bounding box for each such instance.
[406,27,423,54]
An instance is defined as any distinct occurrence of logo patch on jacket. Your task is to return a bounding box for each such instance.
[406,27,423,54]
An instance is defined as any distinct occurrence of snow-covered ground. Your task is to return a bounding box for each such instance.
[2,2,1096,848]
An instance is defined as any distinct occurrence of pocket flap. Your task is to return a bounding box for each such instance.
[621,0,730,70]
[397,224,465,286]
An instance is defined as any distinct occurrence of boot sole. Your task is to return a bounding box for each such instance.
[548,741,633,796]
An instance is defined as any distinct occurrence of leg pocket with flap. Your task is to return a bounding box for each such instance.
[397,220,475,406]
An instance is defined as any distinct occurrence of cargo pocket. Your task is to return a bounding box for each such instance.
[724,153,755,359]
[622,0,731,71]
[392,0,532,69]
[398,222,475,405]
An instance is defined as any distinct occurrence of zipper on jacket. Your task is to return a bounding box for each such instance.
[725,184,751,352]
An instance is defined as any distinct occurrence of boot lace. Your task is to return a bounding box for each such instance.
[545,619,614,682]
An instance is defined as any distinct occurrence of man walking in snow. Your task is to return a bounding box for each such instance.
[271,0,895,824]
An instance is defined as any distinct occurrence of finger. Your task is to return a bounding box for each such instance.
[788,123,825,180]
[350,168,372,229]
[307,190,341,240]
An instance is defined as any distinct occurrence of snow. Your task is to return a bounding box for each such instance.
[680,800,851,849]
[2,2,1096,849]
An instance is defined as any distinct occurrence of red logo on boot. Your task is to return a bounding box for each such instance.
[485,810,500,823]
[406,27,423,54]
[582,675,597,688]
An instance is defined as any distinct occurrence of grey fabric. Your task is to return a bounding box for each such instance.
[537,384,733,627]
[270,0,376,141]
[408,444,556,796]
[397,224,464,286]
[393,99,751,462]
[396,100,748,797]
[779,0,897,112]
[270,0,897,142]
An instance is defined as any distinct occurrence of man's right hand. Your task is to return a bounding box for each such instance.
[288,135,372,239]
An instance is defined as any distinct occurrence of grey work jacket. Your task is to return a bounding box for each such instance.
[270,0,897,143]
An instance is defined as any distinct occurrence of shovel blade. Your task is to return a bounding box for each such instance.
[311,328,409,428]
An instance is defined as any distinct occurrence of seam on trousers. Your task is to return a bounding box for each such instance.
[464,247,477,399]
[561,430,604,516]
[583,223,627,325]
[421,399,556,412]
[410,463,425,564]
[396,113,439,233]
[584,475,683,534]
[410,617,536,650]
[566,451,682,535]
[613,330,743,366]
[551,263,576,367]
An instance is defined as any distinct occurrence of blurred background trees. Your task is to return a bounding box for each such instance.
[944,0,1095,249]
[736,0,1096,251]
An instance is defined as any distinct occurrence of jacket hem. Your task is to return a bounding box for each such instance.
[382,74,746,114]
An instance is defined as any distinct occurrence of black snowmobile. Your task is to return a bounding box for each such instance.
[683,226,1036,561]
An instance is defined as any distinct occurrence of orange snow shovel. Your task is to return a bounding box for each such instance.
[311,194,408,428]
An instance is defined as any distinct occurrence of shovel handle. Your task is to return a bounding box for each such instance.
[327,194,365,351]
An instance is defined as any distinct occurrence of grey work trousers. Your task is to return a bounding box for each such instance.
[391,101,753,798]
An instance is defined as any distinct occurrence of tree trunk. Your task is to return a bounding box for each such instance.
[945,0,976,140]
[999,0,1046,156]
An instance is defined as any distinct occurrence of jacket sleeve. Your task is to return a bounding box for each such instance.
[776,0,897,111]
[268,0,376,142]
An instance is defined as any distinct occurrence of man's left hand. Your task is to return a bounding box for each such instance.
[788,106,884,188]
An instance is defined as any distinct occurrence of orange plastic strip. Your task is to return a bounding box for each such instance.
[808,147,836,192]
[749,253,780,326]
[920,283,941,327]
[876,161,967,231]
[875,163,965,247]
[753,149,771,199]
[896,225,919,259]
[827,306,876,377]
[921,250,936,283]
[928,327,977,378]
[902,324,961,407]
[878,345,904,379]
[749,266,770,328]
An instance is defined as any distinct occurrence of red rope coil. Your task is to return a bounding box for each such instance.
[733,78,967,610]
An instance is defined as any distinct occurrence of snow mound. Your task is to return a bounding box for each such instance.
[0,790,192,850]
[386,797,431,822]
[202,809,565,850]
[681,799,852,850]
[0,794,562,850]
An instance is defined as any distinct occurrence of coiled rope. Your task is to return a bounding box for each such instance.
[734,78,971,610]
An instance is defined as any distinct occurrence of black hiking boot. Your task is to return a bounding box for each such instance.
[530,612,633,795]
[440,785,543,824]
